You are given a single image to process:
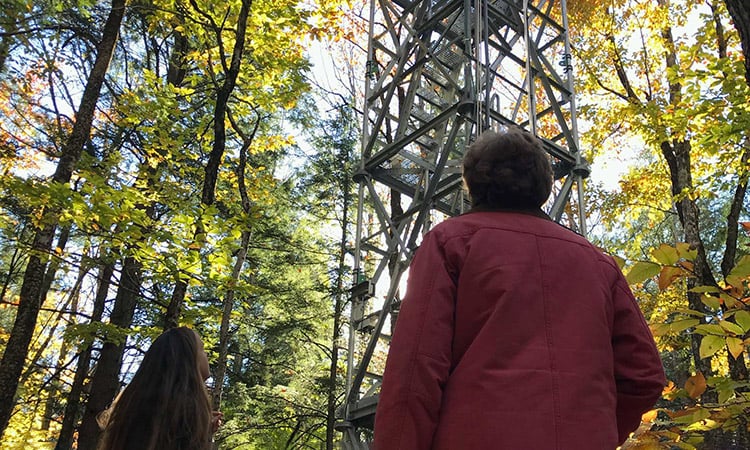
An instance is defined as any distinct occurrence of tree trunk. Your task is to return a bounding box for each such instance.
[20,225,73,386]
[212,113,259,417]
[76,256,143,450]
[326,173,351,450]
[56,262,114,450]
[212,230,250,412]
[0,224,27,305]
[724,0,750,84]
[0,5,21,74]
[659,2,749,446]
[40,239,84,430]
[0,0,125,437]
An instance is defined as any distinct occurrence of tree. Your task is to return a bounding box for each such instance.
[298,99,358,449]
[0,0,126,438]
[163,0,252,330]
[572,0,749,446]
[724,0,750,84]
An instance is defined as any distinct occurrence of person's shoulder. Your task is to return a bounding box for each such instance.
[426,214,479,239]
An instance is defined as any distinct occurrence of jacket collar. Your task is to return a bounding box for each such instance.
[464,206,552,221]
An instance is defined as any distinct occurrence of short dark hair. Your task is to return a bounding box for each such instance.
[462,128,553,209]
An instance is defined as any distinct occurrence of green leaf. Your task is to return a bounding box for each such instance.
[720,293,739,308]
[674,444,698,450]
[652,244,680,265]
[672,407,711,424]
[690,285,720,294]
[611,254,626,269]
[674,308,707,317]
[670,319,699,333]
[719,320,745,336]
[735,310,750,332]
[726,255,750,287]
[676,242,698,261]
[695,324,725,335]
[699,335,724,359]
[700,295,721,310]
[626,261,661,285]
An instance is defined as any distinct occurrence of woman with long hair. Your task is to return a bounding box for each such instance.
[98,326,219,450]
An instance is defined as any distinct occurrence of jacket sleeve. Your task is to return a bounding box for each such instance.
[373,230,456,450]
[611,272,667,444]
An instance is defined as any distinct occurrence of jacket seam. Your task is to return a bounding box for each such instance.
[535,235,561,449]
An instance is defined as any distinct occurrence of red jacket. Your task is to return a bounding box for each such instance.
[373,211,666,450]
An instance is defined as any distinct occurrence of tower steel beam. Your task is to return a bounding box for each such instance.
[337,0,589,447]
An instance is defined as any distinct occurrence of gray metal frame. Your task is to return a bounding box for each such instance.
[336,0,588,447]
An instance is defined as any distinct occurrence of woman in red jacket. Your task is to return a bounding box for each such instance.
[373,128,666,450]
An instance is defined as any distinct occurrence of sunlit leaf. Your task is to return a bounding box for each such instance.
[626,261,661,285]
[700,295,721,310]
[726,255,750,287]
[735,310,750,332]
[642,409,659,423]
[652,243,680,265]
[699,335,724,359]
[725,337,744,359]
[650,322,671,337]
[719,320,745,336]
[675,242,698,261]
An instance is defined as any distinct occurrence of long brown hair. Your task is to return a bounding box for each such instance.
[98,327,213,450]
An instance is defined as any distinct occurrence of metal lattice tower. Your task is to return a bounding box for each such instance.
[336,0,589,447]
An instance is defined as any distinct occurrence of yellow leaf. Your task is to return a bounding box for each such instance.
[726,337,744,359]
[642,409,659,423]
[684,372,706,399]
[650,322,671,337]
